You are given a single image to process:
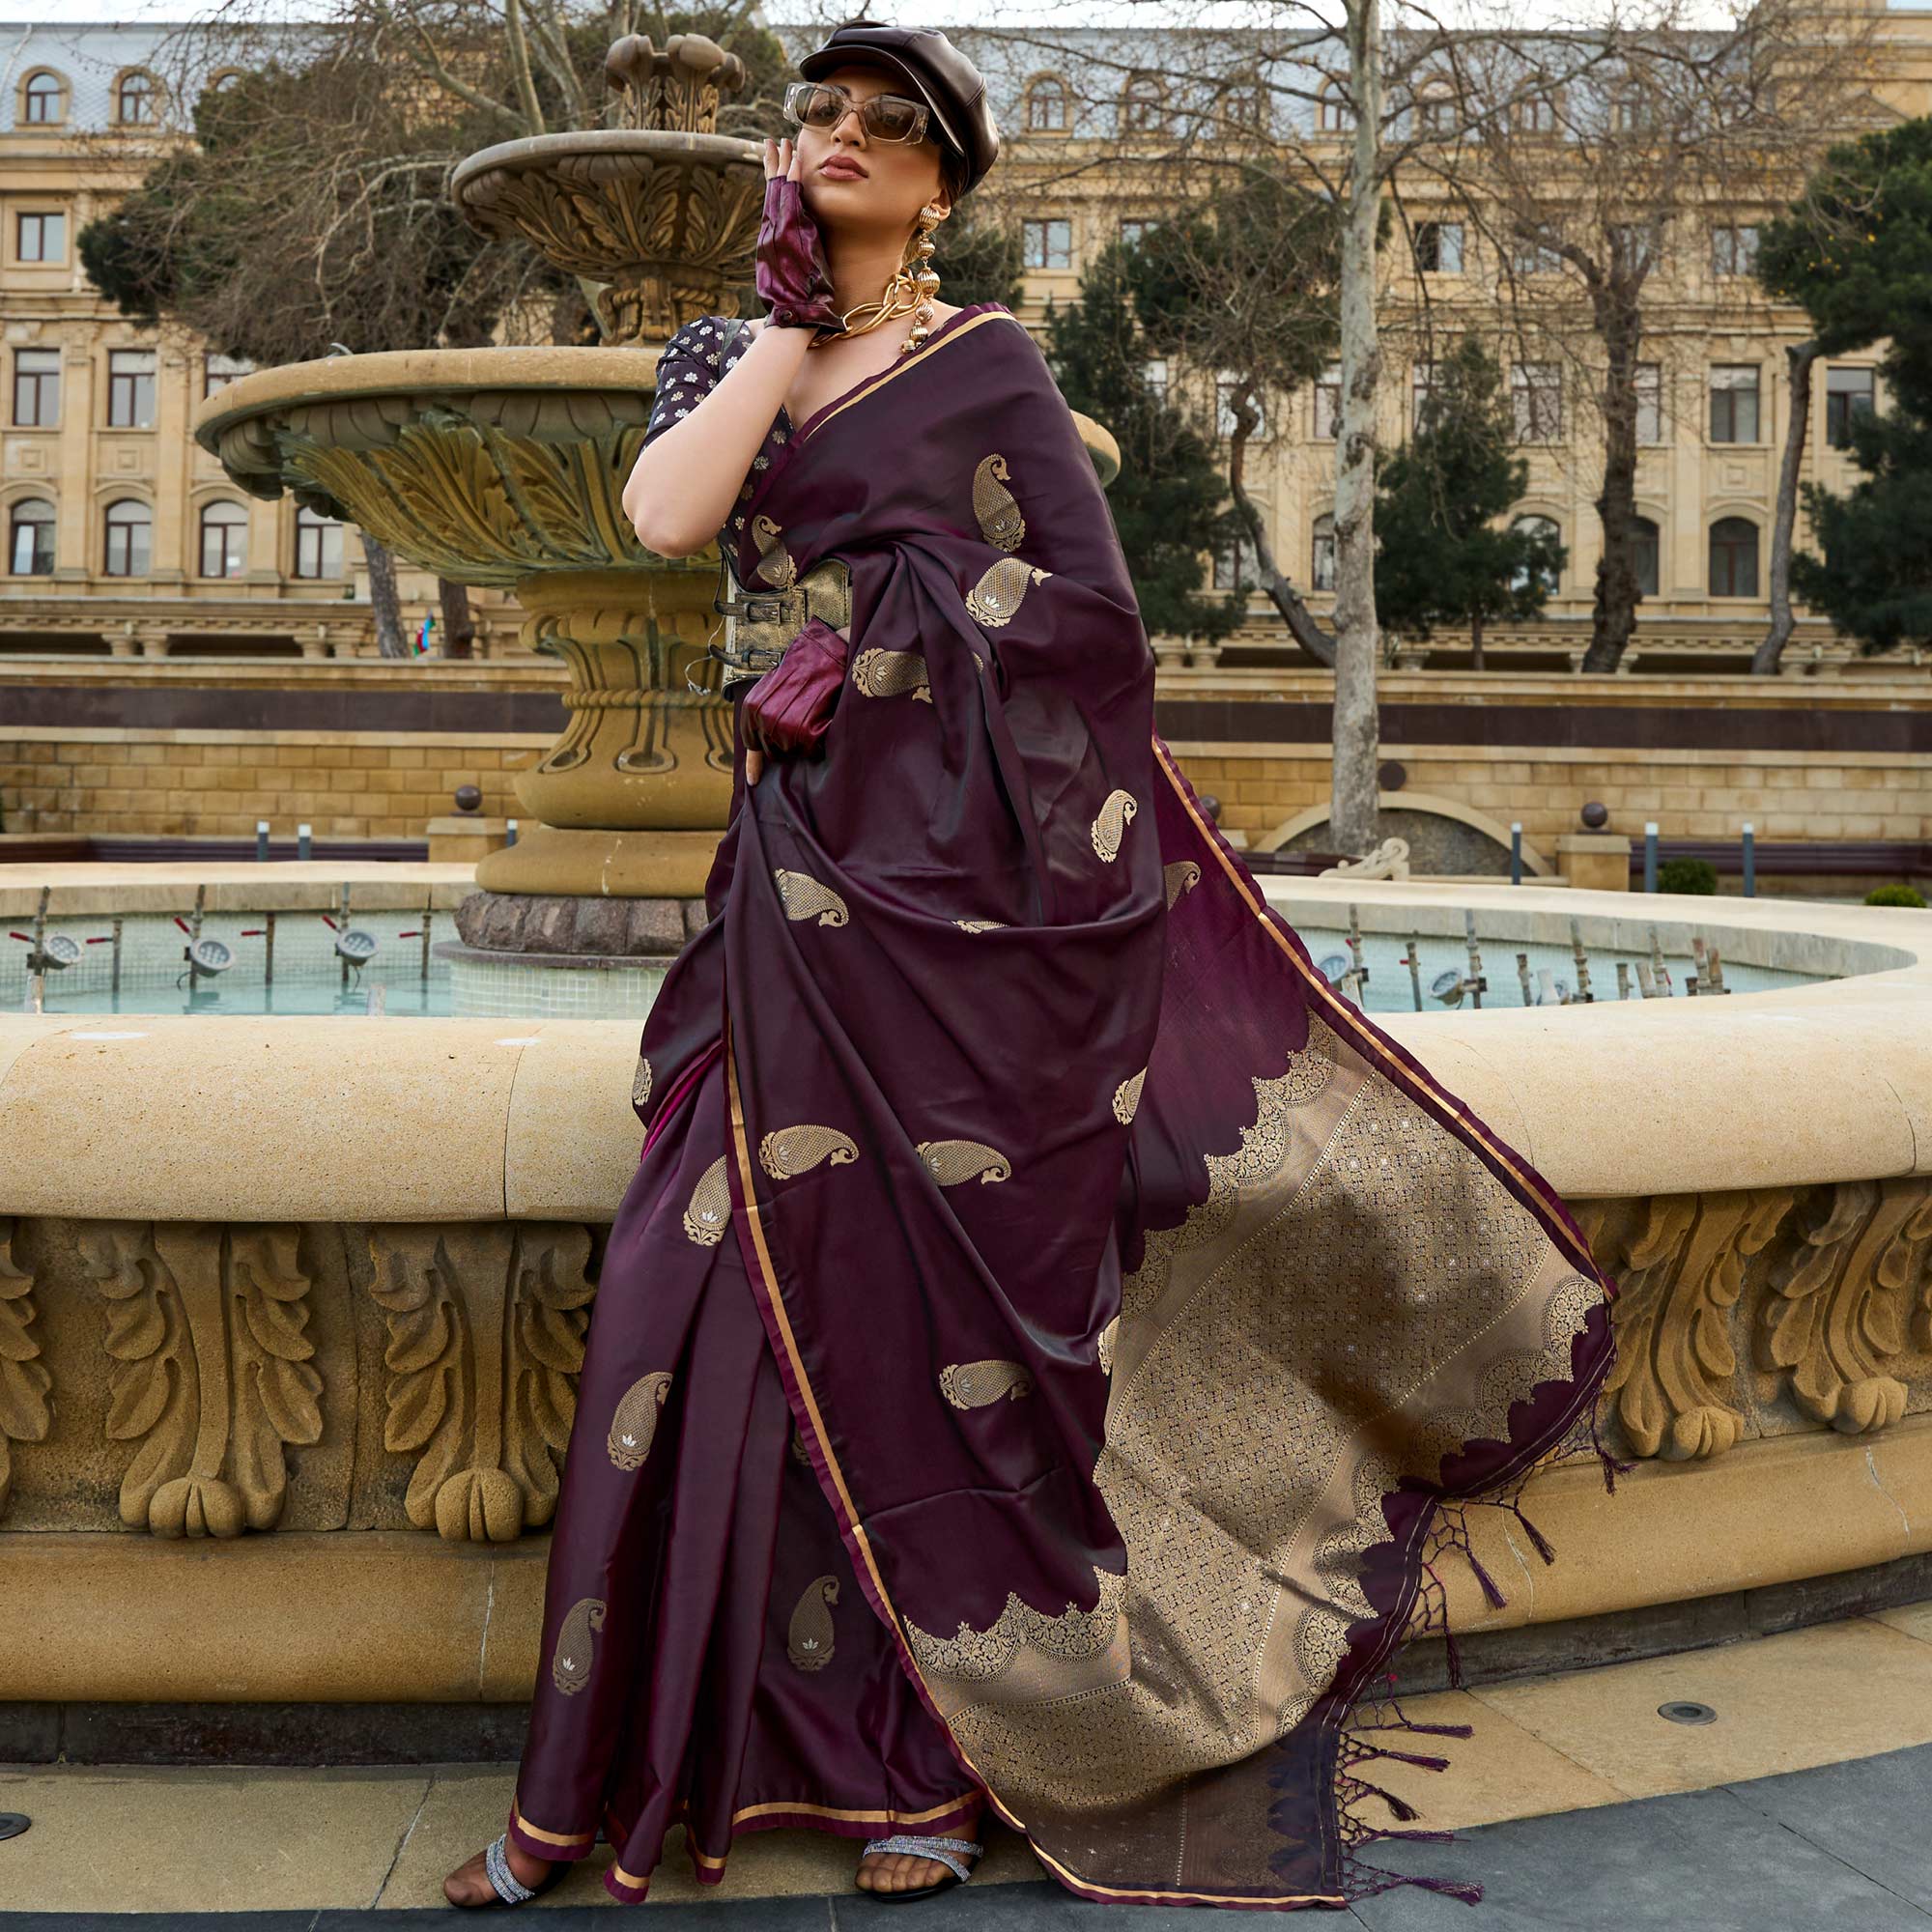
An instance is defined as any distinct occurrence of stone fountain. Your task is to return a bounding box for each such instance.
[193,34,1119,1018]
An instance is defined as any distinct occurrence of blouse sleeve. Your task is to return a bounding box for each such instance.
[642,320,720,450]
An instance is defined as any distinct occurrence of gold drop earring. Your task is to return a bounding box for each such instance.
[900,203,947,353]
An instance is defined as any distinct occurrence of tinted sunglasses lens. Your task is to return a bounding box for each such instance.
[866,95,925,140]
[787,83,841,127]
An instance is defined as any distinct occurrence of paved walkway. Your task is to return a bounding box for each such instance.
[7,1609,1932,1926]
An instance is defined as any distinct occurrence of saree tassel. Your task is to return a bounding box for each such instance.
[1509,1501,1558,1566]
[1348,1776,1421,1823]
[1361,1747,1452,1773]
[1463,1545,1510,1610]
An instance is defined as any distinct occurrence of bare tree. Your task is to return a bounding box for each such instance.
[1434,2,1875,671]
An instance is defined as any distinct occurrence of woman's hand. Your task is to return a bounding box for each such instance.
[757,137,840,335]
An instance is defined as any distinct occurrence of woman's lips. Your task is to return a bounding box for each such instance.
[819,158,867,178]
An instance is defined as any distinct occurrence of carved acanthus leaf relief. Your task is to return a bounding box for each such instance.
[0,1217,51,1521]
[78,1222,323,1538]
[367,1223,596,1542]
[1758,1178,1932,1435]
[1583,1190,1795,1461]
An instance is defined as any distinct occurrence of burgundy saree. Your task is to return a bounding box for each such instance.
[510,300,1618,1910]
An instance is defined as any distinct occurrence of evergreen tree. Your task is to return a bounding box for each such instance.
[1043,239,1240,649]
[1373,339,1565,668]
[1759,119,1932,656]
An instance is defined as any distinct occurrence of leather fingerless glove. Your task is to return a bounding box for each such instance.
[742,617,849,755]
[755,177,841,334]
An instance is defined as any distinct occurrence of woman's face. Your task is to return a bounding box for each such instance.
[794,62,952,238]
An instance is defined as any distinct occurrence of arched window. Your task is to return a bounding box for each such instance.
[1025,75,1068,131]
[1311,513,1336,592]
[1318,84,1352,131]
[9,497,54,576]
[1709,516,1759,598]
[210,68,245,94]
[295,504,344,579]
[1416,82,1458,135]
[199,499,248,578]
[1634,516,1660,598]
[116,70,157,126]
[22,71,65,125]
[103,498,151,577]
[1510,516,1561,592]
[1120,73,1166,134]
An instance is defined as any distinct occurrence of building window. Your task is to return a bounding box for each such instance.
[1515,94,1557,132]
[1512,362,1562,441]
[1215,372,1266,440]
[106,350,156,428]
[1414,221,1464,273]
[199,499,248,578]
[295,504,344,579]
[1213,530,1258,591]
[1021,218,1072,270]
[1709,363,1759,443]
[1318,85,1351,131]
[1313,362,1342,440]
[1825,365,1875,448]
[1512,238,1562,276]
[1217,81,1264,132]
[1635,361,1663,445]
[1611,87,1654,133]
[1510,517,1561,592]
[1712,223,1760,276]
[9,497,54,576]
[1709,517,1759,597]
[203,352,253,399]
[1311,513,1336,591]
[1118,217,1159,250]
[1608,221,1659,271]
[1142,357,1168,402]
[1120,74,1166,134]
[116,71,157,125]
[1416,87,1457,134]
[1411,359,1439,432]
[17,212,65,263]
[13,349,59,427]
[1026,76,1068,131]
[22,71,64,124]
[1634,515,1660,597]
[103,497,152,577]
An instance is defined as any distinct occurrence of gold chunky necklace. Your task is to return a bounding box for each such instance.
[807,205,946,355]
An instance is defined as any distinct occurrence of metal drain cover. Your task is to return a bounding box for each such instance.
[1658,1700,1718,1725]
[0,1814,30,1841]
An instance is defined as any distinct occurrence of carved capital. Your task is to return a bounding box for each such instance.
[77,1222,322,1538]
[366,1223,596,1542]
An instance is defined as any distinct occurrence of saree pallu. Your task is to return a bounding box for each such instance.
[516,300,1618,1910]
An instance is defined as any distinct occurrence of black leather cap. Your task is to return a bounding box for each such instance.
[798,23,1000,195]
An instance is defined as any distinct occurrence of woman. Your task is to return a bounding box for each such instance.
[445,22,1618,1915]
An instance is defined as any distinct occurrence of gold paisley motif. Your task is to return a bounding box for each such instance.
[903,1564,1127,1685]
[940,1359,1036,1408]
[916,1139,1012,1186]
[1163,860,1202,908]
[552,1597,606,1695]
[787,1576,839,1671]
[1113,1067,1147,1125]
[1091,789,1139,863]
[607,1371,673,1470]
[954,918,1007,933]
[788,1425,812,1467]
[758,1123,861,1180]
[851,646,933,703]
[750,513,796,588]
[682,1156,730,1245]
[965,555,1052,628]
[631,1053,653,1109]
[973,453,1026,552]
[773,868,849,927]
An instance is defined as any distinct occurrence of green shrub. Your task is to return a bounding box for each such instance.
[1865,883,1928,909]
[1656,857,1719,895]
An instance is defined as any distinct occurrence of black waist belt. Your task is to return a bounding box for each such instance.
[709,553,852,683]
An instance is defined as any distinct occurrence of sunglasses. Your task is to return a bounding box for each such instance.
[782,79,932,146]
